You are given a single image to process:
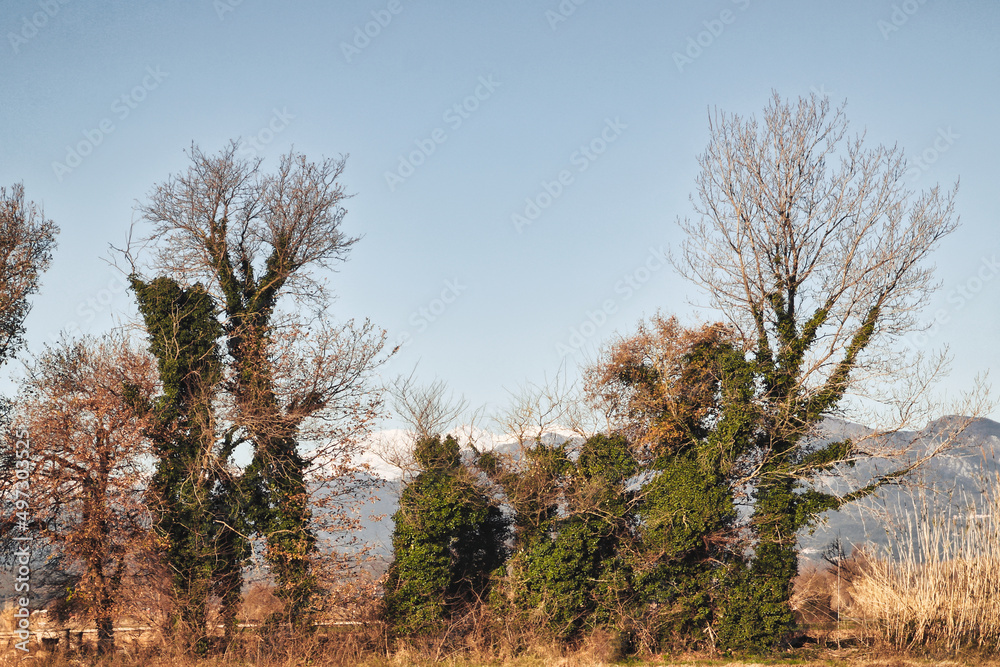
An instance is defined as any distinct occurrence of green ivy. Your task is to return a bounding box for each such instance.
[384,435,509,635]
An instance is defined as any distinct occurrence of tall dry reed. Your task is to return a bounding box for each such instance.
[850,471,1000,653]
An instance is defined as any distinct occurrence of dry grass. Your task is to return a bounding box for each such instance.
[849,474,1000,654]
[792,552,869,630]
[3,617,1000,667]
[5,647,1000,667]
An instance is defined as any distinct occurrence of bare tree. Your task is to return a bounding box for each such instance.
[12,334,157,655]
[369,371,474,477]
[676,92,960,428]
[0,183,59,369]
[663,91,983,648]
[493,371,579,447]
[128,142,391,624]
[0,182,59,550]
[390,371,468,441]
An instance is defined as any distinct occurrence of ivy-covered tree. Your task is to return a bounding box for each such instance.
[474,413,639,642]
[384,434,508,635]
[480,437,572,637]
[131,276,248,647]
[670,92,961,650]
[131,143,390,625]
[586,316,756,649]
[514,434,636,639]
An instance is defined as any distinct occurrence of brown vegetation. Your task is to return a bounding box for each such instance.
[1,100,996,666]
[850,476,1000,653]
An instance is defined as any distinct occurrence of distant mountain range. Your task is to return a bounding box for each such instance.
[10,417,993,601]
[351,416,1000,566]
[801,415,1000,560]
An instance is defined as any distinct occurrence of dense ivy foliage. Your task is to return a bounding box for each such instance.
[384,317,891,655]
[500,434,636,639]
[384,435,509,634]
[131,276,248,644]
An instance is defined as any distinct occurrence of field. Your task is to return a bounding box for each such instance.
[3,644,1000,667]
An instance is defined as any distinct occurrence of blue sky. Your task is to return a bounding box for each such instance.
[2,0,998,424]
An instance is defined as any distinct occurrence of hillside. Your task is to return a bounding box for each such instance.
[355,417,1000,567]
[802,415,1000,559]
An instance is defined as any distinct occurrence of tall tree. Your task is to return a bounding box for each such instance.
[131,142,389,625]
[13,335,157,655]
[672,92,960,649]
[131,276,245,648]
[0,182,59,560]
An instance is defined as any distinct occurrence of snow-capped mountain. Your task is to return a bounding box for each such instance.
[349,417,1000,566]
